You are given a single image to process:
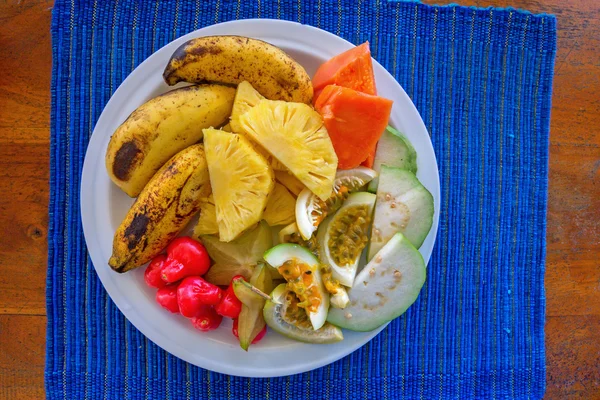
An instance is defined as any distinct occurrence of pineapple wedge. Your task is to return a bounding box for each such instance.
[230,81,286,171]
[230,81,265,133]
[203,128,274,242]
[263,183,296,226]
[239,100,338,200]
[193,193,219,236]
[274,170,305,197]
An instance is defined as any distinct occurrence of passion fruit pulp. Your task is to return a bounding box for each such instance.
[327,203,371,266]
[321,265,350,309]
[263,284,343,344]
[318,192,376,287]
[282,290,313,329]
[278,258,322,314]
[312,184,350,226]
[278,223,319,256]
[295,167,377,240]
[263,244,330,330]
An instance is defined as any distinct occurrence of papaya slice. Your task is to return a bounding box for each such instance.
[312,42,377,104]
[314,85,392,169]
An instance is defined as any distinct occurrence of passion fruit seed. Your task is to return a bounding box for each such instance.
[281,231,319,255]
[310,185,350,226]
[278,259,321,313]
[283,292,313,329]
[328,205,371,266]
[320,265,350,308]
[321,265,342,295]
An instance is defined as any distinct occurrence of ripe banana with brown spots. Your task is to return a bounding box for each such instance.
[163,36,313,104]
[109,144,211,273]
[105,84,235,198]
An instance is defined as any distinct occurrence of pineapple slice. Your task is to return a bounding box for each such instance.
[221,123,233,132]
[263,183,296,226]
[193,193,219,236]
[230,81,286,171]
[274,170,306,197]
[230,81,265,133]
[239,100,338,201]
[203,128,274,242]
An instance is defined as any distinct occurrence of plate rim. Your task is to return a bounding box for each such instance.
[80,18,440,377]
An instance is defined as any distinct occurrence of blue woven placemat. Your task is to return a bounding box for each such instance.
[47,1,556,398]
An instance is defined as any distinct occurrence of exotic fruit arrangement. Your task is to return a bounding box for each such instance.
[106,37,433,350]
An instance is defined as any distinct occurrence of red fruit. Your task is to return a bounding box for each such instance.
[232,319,267,344]
[177,276,223,317]
[145,254,169,289]
[161,237,211,283]
[215,276,243,318]
[190,306,223,332]
[155,285,179,313]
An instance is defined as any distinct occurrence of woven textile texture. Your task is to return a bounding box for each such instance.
[47,0,556,399]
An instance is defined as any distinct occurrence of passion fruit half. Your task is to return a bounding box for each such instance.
[263,244,329,330]
[295,167,377,240]
[264,284,343,344]
[317,192,376,287]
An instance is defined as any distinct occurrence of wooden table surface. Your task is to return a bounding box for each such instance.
[0,1,598,399]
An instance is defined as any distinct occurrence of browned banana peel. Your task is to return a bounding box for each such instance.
[105,85,234,197]
[108,144,211,273]
[163,36,313,104]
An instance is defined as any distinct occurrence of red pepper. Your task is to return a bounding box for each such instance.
[161,237,211,284]
[177,276,223,317]
[145,254,169,289]
[155,285,179,313]
[190,306,223,332]
[232,318,267,344]
[215,275,244,318]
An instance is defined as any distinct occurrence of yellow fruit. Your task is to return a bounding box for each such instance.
[108,144,211,272]
[239,100,338,201]
[263,183,296,226]
[105,84,235,197]
[221,123,233,132]
[274,170,305,197]
[230,81,286,171]
[163,36,313,103]
[193,193,218,236]
[203,128,274,242]
[230,81,264,133]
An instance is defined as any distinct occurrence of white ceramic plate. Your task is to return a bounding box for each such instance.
[81,19,440,378]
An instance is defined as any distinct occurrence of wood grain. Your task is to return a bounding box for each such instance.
[0,1,598,399]
[0,2,52,399]
[0,315,46,400]
[0,0,52,320]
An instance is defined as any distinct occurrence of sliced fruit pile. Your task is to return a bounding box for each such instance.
[203,127,274,242]
[312,42,392,169]
[106,37,435,349]
[143,235,267,343]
